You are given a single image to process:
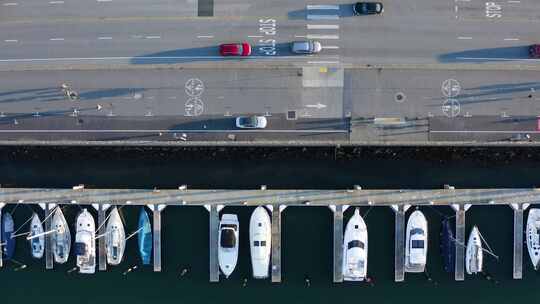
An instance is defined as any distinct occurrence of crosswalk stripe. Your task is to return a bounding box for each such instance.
[307,34,339,39]
[307,15,339,20]
[307,24,339,30]
[306,4,339,10]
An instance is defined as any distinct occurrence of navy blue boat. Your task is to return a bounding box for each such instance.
[138,207,152,265]
[440,218,456,273]
[2,212,15,260]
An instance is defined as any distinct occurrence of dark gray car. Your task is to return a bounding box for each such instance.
[353,2,384,15]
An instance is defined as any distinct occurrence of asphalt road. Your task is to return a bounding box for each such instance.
[1,0,539,67]
[0,68,538,142]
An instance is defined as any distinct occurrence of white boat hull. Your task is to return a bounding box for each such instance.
[75,209,96,274]
[51,207,71,264]
[218,214,239,278]
[527,208,540,270]
[249,206,271,279]
[342,208,368,281]
[405,210,428,273]
[466,226,483,275]
[105,207,126,266]
[29,213,45,259]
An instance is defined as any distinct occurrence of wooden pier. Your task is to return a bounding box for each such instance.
[95,204,109,271]
[271,205,283,283]
[0,186,537,281]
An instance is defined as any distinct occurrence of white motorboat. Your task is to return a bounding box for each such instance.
[218,214,239,278]
[466,225,483,275]
[51,207,71,264]
[342,208,368,281]
[105,207,126,266]
[75,209,96,274]
[28,213,45,259]
[405,210,428,273]
[527,208,540,270]
[249,206,271,279]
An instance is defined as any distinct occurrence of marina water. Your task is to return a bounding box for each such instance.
[0,147,539,304]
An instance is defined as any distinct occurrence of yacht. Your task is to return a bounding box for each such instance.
[249,206,271,279]
[218,214,239,278]
[527,208,540,270]
[405,210,428,273]
[75,209,96,274]
[105,207,126,266]
[138,207,152,265]
[51,207,71,264]
[28,213,45,259]
[342,208,368,281]
[465,225,483,275]
[1,212,15,260]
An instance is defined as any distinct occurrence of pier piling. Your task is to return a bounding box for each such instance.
[271,205,284,283]
[511,203,528,279]
[151,204,165,272]
[391,204,408,282]
[208,204,220,282]
[452,204,470,281]
[330,205,345,283]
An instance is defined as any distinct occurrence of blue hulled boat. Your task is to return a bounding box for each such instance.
[2,212,15,260]
[440,218,456,273]
[138,207,152,265]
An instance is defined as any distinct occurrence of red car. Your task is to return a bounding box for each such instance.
[219,42,252,56]
[530,44,540,58]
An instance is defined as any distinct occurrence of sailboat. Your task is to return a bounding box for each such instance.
[526,208,540,270]
[75,209,96,274]
[342,208,368,281]
[51,207,71,264]
[105,207,126,265]
[440,218,455,273]
[138,207,152,265]
[1,212,15,260]
[218,213,239,278]
[249,206,271,279]
[465,225,483,275]
[28,213,45,259]
[405,210,428,273]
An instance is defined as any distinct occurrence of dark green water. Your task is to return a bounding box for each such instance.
[1,147,540,304]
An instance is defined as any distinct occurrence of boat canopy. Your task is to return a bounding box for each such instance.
[411,240,425,249]
[74,242,87,255]
[221,223,238,230]
[411,228,425,235]
[220,229,236,248]
[253,240,267,247]
[347,240,365,249]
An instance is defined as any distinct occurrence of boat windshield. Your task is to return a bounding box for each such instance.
[220,229,236,248]
[74,242,87,255]
[411,239,425,249]
[411,228,424,235]
[253,240,266,247]
[347,240,365,249]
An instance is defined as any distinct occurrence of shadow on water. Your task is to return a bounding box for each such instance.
[438,46,531,63]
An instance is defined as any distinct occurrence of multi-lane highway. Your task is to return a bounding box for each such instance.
[1,0,540,67]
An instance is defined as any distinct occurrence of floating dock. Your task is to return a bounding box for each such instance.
[44,203,54,270]
[0,186,537,281]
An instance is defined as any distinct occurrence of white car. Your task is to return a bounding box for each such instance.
[291,40,322,54]
[235,116,267,129]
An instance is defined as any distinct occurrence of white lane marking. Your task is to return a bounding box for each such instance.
[98,37,113,40]
[455,0,470,2]
[507,0,520,3]
[49,1,64,4]
[3,2,18,6]
[0,56,337,62]
[455,5,458,13]
[4,40,18,42]
[145,36,161,39]
[456,57,540,61]
[248,35,263,38]
[307,24,339,30]
[294,35,307,38]
[96,0,112,2]
[197,35,214,38]
[306,34,339,39]
[49,38,65,41]
[306,4,339,10]
[321,45,339,49]
[307,15,339,20]
[0,129,348,134]
[458,36,472,40]
[504,38,519,41]
[308,61,340,64]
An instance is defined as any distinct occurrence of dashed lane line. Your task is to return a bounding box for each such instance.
[4,40,18,42]
[145,36,161,39]
[49,38,65,41]
[3,2,19,5]
[49,1,64,4]
[457,36,472,40]
[197,35,214,38]
[98,37,113,40]
[321,46,339,49]
[504,38,520,41]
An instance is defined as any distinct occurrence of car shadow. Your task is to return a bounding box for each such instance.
[131,46,225,64]
[438,46,531,63]
[168,116,236,130]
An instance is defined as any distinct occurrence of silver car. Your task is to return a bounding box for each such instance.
[235,116,268,129]
[291,40,322,54]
